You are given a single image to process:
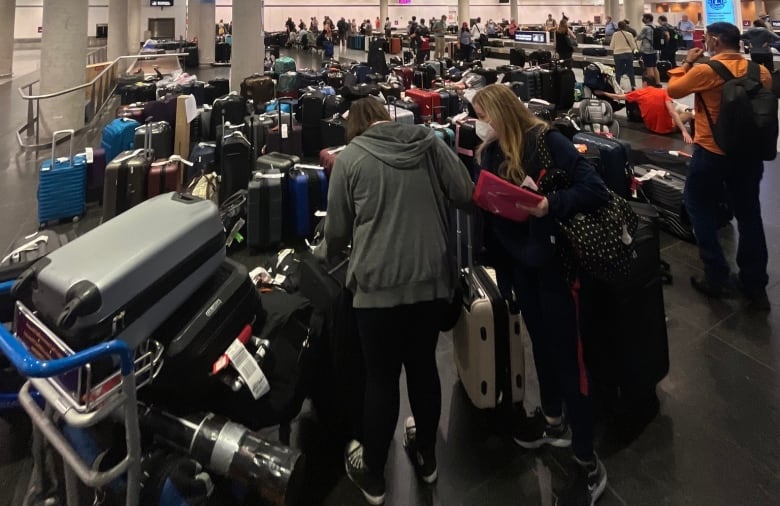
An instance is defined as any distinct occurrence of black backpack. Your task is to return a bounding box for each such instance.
[702,61,778,161]
[651,25,665,50]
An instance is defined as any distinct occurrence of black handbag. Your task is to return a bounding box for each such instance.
[536,131,639,285]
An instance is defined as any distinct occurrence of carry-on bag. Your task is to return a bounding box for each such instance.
[384,101,416,125]
[405,88,441,123]
[13,192,226,350]
[78,147,107,204]
[510,47,526,67]
[38,130,87,227]
[319,146,344,178]
[265,99,303,158]
[320,116,347,148]
[285,165,329,239]
[102,120,156,221]
[241,74,276,103]
[392,66,414,89]
[551,66,576,111]
[188,142,217,182]
[134,121,174,159]
[219,129,253,204]
[388,97,421,124]
[148,155,191,198]
[572,132,633,199]
[255,152,301,174]
[101,118,140,163]
[211,93,248,138]
[451,211,525,409]
[143,96,178,130]
[247,172,284,252]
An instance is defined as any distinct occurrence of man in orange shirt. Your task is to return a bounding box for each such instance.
[667,22,772,311]
[595,75,693,142]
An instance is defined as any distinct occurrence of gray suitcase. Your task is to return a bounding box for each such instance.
[13,192,225,350]
[385,102,415,125]
[452,211,526,409]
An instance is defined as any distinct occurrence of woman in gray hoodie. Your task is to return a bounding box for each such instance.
[320,98,474,505]
[742,19,780,71]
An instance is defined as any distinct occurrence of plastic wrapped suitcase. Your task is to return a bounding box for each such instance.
[406,88,441,123]
[101,118,140,163]
[134,121,174,160]
[452,212,525,409]
[572,132,633,199]
[102,124,155,222]
[286,165,328,239]
[13,192,226,350]
[247,172,284,252]
[38,131,87,227]
[320,117,347,148]
[255,152,301,174]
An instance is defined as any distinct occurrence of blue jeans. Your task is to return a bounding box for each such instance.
[684,146,769,293]
[613,53,636,89]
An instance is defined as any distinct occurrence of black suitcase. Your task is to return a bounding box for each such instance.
[215,42,232,62]
[208,78,230,97]
[300,91,325,156]
[580,202,669,421]
[255,152,301,174]
[518,69,541,101]
[219,131,252,204]
[657,60,672,83]
[247,172,284,252]
[436,89,460,120]
[265,100,303,158]
[526,100,556,121]
[551,66,576,111]
[506,81,526,99]
[539,69,556,104]
[320,117,347,148]
[120,83,156,105]
[474,67,498,85]
[134,121,173,159]
[572,132,633,199]
[142,258,262,406]
[454,119,480,177]
[323,94,349,117]
[529,50,552,65]
[211,93,248,140]
[510,47,526,67]
[582,47,608,57]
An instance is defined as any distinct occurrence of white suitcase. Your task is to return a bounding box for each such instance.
[385,103,415,125]
[452,211,526,409]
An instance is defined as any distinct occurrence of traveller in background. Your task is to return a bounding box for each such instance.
[657,16,679,68]
[326,98,474,506]
[433,15,447,59]
[298,18,306,31]
[408,16,420,54]
[472,84,609,506]
[596,75,693,142]
[487,19,498,36]
[310,17,319,33]
[678,14,696,49]
[385,17,393,39]
[217,19,226,36]
[507,19,518,38]
[351,18,358,37]
[637,14,661,85]
[318,22,335,58]
[364,19,373,37]
[586,21,594,35]
[742,19,780,71]
[555,18,576,66]
[285,17,296,34]
[375,16,381,31]
[623,19,637,37]
[604,15,618,45]
[458,22,473,61]
[338,17,349,48]
[610,20,639,90]
[667,22,772,311]
[416,19,431,64]
[471,17,486,43]
[545,14,557,43]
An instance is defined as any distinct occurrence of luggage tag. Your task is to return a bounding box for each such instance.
[281,124,289,139]
[84,147,94,164]
[212,325,270,399]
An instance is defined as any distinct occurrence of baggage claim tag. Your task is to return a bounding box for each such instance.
[225,339,270,399]
[281,123,289,139]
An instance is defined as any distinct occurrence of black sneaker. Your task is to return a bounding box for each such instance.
[746,290,771,312]
[513,408,572,449]
[402,416,437,483]
[690,276,737,299]
[344,440,386,505]
[556,455,608,506]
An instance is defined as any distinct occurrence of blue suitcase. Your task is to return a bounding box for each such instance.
[286,165,328,239]
[572,132,633,199]
[351,63,372,84]
[101,117,140,162]
[38,130,87,227]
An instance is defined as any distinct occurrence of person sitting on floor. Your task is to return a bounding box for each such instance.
[595,75,694,143]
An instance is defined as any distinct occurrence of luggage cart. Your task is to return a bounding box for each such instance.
[0,281,163,506]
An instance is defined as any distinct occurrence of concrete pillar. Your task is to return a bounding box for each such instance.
[39,0,89,134]
[458,0,469,26]
[0,0,16,78]
[510,0,518,23]
[230,0,263,91]
[127,0,141,54]
[108,0,129,60]
[187,0,202,41]
[767,1,780,19]
[380,0,388,26]
[623,0,644,34]
[200,0,216,66]
[607,0,621,21]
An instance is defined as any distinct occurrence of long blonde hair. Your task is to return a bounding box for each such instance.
[473,84,547,184]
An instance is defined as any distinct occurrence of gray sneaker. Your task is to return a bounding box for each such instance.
[513,409,572,449]
[402,417,438,483]
[344,440,386,505]
[556,454,608,506]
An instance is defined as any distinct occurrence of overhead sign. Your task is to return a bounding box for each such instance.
[514,31,547,44]
[703,0,739,27]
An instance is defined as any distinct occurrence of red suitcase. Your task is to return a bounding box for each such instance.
[319,146,345,178]
[393,66,414,89]
[116,103,146,120]
[390,37,402,54]
[147,157,185,198]
[405,88,441,123]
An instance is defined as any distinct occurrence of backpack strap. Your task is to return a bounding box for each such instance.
[706,60,735,83]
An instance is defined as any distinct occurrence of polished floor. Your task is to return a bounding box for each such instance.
[0,46,779,506]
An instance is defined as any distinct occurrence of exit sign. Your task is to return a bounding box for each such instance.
[399,0,411,4]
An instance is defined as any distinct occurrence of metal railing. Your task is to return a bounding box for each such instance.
[86,46,108,66]
[16,53,188,153]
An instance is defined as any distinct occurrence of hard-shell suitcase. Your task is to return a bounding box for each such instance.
[13,192,226,350]
[143,95,178,130]
[148,156,187,198]
[384,102,416,125]
[211,93,248,139]
[351,63,372,84]
[188,142,217,182]
[38,131,87,227]
[215,42,231,63]
[323,94,348,117]
[286,165,328,239]
[580,202,669,417]
[405,88,441,123]
[255,152,301,174]
[320,117,347,148]
[517,69,541,101]
[134,121,174,159]
[219,131,253,204]
[436,89,460,120]
[80,147,107,204]
[455,119,480,176]
[319,146,343,178]
[551,66,576,111]
[102,123,155,221]
[300,91,325,156]
[247,172,284,252]
[265,100,303,158]
[390,97,421,124]
[572,132,633,199]
[116,103,145,121]
[101,118,140,163]
[510,47,526,67]
[539,69,556,105]
[452,212,525,409]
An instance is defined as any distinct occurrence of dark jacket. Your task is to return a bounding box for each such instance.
[742,27,780,54]
[555,31,574,59]
[478,127,609,268]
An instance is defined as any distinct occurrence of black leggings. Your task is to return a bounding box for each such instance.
[355,300,446,473]
[751,52,775,72]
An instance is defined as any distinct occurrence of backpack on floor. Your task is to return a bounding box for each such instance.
[703,61,778,161]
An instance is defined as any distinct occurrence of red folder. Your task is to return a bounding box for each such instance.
[473,170,544,223]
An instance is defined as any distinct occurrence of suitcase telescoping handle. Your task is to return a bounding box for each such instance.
[50,129,75,165]
[455,209,474,270]
[143,116,154,161]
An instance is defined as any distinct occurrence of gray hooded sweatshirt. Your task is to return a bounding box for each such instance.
[742,27,780,55]
[321,122,474,308]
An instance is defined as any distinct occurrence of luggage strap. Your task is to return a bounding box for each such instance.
[1,236,48,265]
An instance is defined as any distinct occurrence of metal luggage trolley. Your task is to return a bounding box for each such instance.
[0,281,163,506]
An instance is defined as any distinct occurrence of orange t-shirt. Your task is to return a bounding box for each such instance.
[667,52,772,155]
[625,87,675,135]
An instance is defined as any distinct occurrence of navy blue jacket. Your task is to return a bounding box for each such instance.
[478,127,609,267]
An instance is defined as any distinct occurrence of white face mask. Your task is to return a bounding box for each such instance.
[475,120,495,141]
